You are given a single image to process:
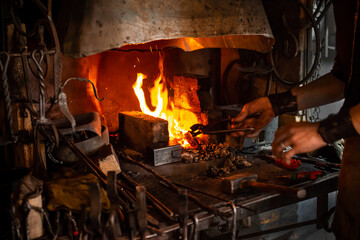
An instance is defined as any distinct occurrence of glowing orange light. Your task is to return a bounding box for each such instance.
[132,56,206,148]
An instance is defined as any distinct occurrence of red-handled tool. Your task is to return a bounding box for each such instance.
[256,154,301,170]
[274,158,302,170]
[277,171,325,180]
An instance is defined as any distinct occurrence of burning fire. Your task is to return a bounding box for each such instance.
[132,56,206,148]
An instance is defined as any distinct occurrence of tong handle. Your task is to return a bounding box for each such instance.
[207,112,261,129]
[231,112,261,122]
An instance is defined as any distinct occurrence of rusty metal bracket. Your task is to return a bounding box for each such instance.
[190,214,200,240]
[230,202,237,240]
[104,209,123,240]
[136,185,147,239]
[128,209,137,240]
[89,182,102,236]
[107,171,130,211]
[178,189,189,240]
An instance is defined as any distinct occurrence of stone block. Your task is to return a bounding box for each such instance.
[118,111,169,153]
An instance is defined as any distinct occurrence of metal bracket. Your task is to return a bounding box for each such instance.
[178,189,189,240]
[89,182,102,236]
[136,185,147,239]
[230,202,237,240]
[190,214,200,240]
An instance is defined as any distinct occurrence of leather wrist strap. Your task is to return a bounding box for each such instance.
[318,109,358,144]
[268,91,298,116]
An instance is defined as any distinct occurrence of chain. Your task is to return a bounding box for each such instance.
[0,52,17,143]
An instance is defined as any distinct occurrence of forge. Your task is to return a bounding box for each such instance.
[0,0,339,239]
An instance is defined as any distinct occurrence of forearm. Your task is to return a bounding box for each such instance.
[291,72,345,110]
[350,103,360,134]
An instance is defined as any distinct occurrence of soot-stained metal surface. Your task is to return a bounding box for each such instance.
[56,0,274,57]
[123,156,339,218]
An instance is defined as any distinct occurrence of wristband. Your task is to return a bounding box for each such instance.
[317,109,358,144]
[268,91,298,116]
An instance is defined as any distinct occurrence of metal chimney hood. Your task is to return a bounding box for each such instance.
[56,0,275,57]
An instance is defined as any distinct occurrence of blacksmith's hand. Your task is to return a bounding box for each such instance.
[272,122,327,164]
[230,97,275,138]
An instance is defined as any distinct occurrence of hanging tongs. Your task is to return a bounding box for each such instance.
[189,113,260,137]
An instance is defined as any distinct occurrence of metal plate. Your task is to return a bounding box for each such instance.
[150,144,182,166]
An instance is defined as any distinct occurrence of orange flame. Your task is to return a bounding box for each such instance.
[132,56,205,148]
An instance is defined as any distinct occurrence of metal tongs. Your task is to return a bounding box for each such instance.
[189,113,260,137]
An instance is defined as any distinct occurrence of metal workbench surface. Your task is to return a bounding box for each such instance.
[120,155,339,238]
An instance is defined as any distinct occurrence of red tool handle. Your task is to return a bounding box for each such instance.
[244,181,306,199]
[275,158,302,170]
[297,171,324,180]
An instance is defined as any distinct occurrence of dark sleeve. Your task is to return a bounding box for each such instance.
[331,0,356,83]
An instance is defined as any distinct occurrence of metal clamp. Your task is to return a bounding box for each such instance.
[178,189,189,240]
[190,214,200,240]
[230,202,237,240]
[136,185,147,239]
[89,182,102,236]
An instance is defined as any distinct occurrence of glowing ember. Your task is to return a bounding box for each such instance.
[132,56,206,148]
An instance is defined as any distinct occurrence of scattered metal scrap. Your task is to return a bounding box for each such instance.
[207,155,252,178]
[182,143,252,177]
[182,143,232,163]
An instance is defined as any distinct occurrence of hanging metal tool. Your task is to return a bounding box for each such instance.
[0,52,17,144]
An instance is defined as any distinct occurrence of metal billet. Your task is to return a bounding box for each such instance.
[149,144,182,166]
